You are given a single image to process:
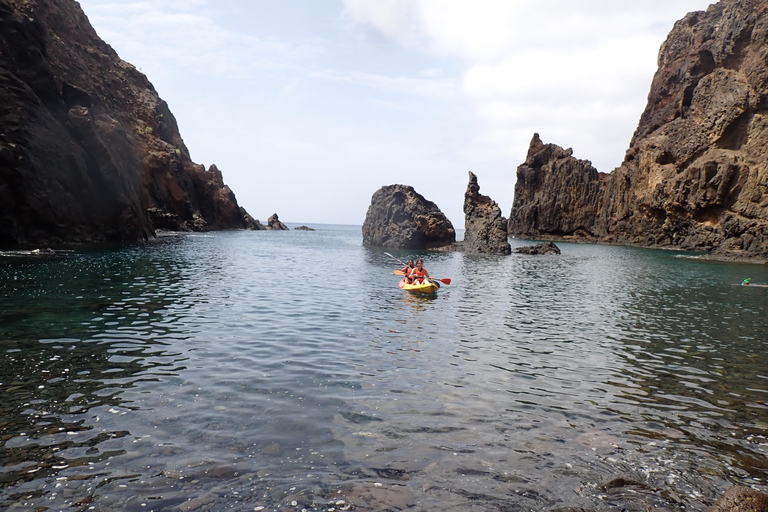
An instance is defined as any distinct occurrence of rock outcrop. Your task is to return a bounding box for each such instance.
[509,0,768,258]
[267,213,289,231]
[508,134,608,240]
[0,0,255,246]
[463,172,511,254]
[514,242,561,255]
[362,184,455,249]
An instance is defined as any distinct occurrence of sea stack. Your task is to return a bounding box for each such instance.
[0,0,256,246]
[463,172,511,254]
[508,0,768,258]
[362,184,455,249]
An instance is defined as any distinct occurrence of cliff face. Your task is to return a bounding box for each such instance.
[0,0,254,246]
[509,0,768,257]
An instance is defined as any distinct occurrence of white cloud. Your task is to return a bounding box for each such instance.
[343,0,716,173]
[311,69,458,99]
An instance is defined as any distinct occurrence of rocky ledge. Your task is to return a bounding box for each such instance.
[508,0,768,259]
[0,0,256,247]
[362,185,456,250]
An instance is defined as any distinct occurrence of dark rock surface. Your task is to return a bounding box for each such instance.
[267,213,289,231]
[508,0,768,258]
[294,225,315,231]
[362,184,455,249]
[514,242,561,255]
[0,0,255,246]
[464,171,511,254]
[508,134,608,240]
[707,486,768,512]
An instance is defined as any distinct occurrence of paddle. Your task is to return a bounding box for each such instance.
[384,252,408,267]
[393,270,451,285]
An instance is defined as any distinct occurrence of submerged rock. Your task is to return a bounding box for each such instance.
[514,242,561,255]
[707,486,768,512]
[362,184,455,249]
[294,225,315,231]
[464,171,511,255]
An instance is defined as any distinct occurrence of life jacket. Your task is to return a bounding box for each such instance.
[410,267,426,280]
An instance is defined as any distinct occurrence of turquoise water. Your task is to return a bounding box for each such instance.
[2,226,768,511]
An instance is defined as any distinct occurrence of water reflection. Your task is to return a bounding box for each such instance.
[2,233,768,511]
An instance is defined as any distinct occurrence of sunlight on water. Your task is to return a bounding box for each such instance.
[2,228,768,511]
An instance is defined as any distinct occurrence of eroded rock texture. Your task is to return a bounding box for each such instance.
[508,134,608,240]
[464,171,511,254]
[0,0,255,246]
[509,0,768,257]
[362,184,455,249]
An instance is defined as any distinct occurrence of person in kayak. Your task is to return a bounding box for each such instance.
[401,259,415,284]
[409,259,432,284]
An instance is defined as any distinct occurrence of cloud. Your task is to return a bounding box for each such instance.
[342,0,716,172]
[80,0,321,80]
[310,69,458,99]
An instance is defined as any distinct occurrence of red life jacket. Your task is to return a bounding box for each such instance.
[410,267,426,279]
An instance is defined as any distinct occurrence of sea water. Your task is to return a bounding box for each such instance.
[1,226,768,511]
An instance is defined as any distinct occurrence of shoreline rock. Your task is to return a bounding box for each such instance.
[514,242,561,255]
[508,0,768,259]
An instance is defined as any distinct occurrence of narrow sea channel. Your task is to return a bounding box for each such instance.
[2,226,768,511]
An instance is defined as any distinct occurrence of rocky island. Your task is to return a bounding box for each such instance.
[0,0,256,247]
[508,0,768,259]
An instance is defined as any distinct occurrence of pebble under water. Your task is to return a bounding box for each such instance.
[2,226,768,511]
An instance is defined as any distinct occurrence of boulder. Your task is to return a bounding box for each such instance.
[707,486,768,512]
[514,242,561,255]
[294,225,315,231]
[464,171,511,254]
[362,184,455,249]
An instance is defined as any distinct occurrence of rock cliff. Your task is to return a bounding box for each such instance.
[509,0,768,258]
[508,134,608,240]
[0,0,255,246]
[362,184,455,249]
[463,172,511,254]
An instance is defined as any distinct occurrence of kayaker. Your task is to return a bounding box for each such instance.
[401,259,415,284]
[409,259,432,284]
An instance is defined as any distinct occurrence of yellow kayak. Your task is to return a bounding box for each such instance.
[399,278,439,294]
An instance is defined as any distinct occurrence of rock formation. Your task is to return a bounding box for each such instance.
[509,0,768,258]
[514,242,561,255]
[463,171,511,254]
[508,134,608,240]
[362,184,455,249]
[267,213,289,231]
[0,0,256,246]
[294,225,315,231]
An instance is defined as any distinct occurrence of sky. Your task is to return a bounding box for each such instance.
[76,0,715,227]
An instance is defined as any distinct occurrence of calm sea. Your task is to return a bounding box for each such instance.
[2,225,768,511]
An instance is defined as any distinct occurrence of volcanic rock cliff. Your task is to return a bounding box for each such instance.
[0,0,255,246]
[509,0,768,258]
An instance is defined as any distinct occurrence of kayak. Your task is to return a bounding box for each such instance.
[399,278,439,294]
